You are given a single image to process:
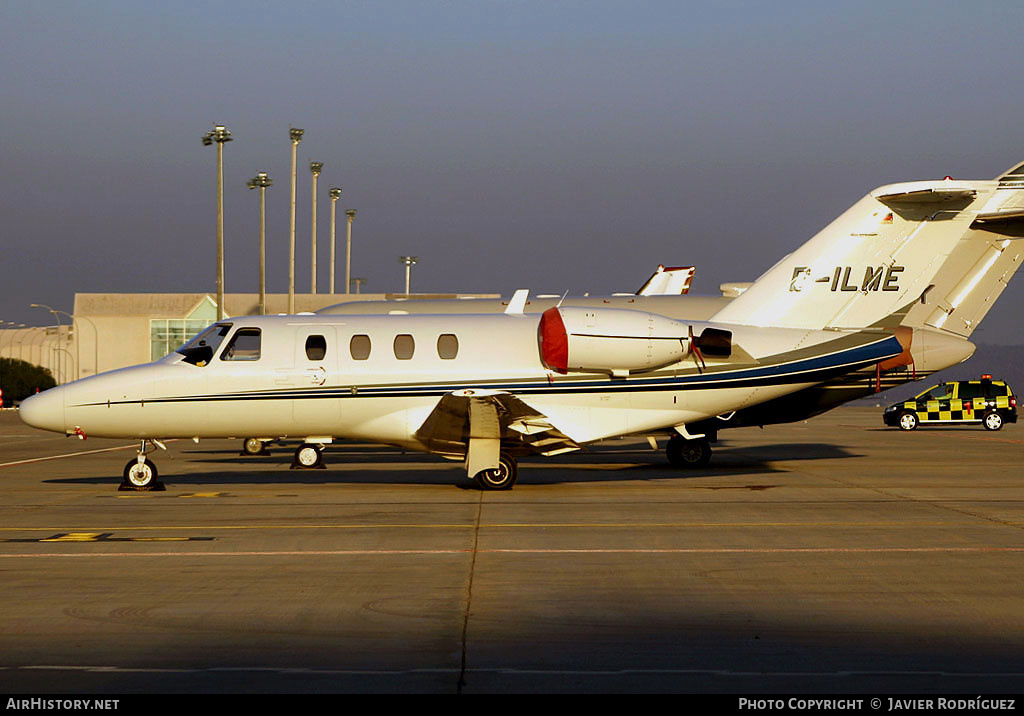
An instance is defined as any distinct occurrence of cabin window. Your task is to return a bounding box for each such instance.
[177,323,232,366]
[393,334,415,360]
[305,335,327,360]
[220,328,262,361]
[350,334,371,360]
[958,384,985,400]
[437,334,459,359]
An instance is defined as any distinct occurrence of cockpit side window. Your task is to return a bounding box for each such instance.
[220,328,262,361]
[177,323,232,366]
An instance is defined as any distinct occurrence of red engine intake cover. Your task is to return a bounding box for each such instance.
[538,307,569,374]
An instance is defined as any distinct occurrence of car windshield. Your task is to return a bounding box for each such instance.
[176,323,232,366]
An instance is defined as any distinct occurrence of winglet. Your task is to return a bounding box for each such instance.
[504,289,530,314]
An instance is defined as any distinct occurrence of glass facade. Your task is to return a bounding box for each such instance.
[150,319,214,361]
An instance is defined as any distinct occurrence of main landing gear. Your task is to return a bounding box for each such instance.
[120,439,167,491]
[473,454,518,490]
[291,442,326,469]
[666,433,712,469]
[241,437,271,456]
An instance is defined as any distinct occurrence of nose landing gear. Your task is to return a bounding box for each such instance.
[119,439,167,491]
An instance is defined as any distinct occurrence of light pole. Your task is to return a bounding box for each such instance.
[288,128,304,313]
[345,209,357,295]
[350,277,366,294]
[309,161,323,294]
[30,304,67,383]
[31,328,49,370]
[31,306,93,380]
[6,325,26,361]
[0,322,23,403]
[328,188,341,294]
[399,256,419,295]
[202,124,232,320]
[247,171,273,315]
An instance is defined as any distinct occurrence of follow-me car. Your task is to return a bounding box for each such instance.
[884,375,1017,431]
[19,160,1024,489]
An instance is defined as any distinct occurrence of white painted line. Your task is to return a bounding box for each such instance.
[0,444,140,468]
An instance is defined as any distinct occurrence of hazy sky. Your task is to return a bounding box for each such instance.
[1,1,1022,342]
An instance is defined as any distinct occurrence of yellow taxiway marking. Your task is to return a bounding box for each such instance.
[39,533,105,542]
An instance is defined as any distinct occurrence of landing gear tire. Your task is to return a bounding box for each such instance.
[474,454,518,490]
[667,435,712,468]
[241,437,268,456]
[292,443,325,469]
[983,411,1003,431]
[120,458,164,491]
[898,411,918,431]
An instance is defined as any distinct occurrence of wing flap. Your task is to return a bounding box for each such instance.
[414,390,581,466]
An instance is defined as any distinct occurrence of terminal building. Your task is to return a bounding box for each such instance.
[0,292,498,385]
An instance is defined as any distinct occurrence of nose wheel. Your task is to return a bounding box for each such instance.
[119,440,167,491]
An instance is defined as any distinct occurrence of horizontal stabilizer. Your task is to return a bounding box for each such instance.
[874,183,976,207]
[971,209,1024,234]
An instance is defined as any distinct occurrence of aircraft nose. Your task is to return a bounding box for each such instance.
[18,387,66,434]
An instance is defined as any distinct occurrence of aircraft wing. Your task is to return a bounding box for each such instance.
[414,389,581,474]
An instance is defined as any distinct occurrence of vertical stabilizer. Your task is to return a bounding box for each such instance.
[712,173,1023,334]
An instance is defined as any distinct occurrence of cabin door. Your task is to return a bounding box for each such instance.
[290,326,341,432]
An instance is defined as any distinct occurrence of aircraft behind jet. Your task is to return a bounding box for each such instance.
[19,160,1024,490]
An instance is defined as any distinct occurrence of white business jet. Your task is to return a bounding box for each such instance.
[19,161,1024,490]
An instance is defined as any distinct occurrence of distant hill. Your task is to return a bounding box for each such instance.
[856,343,1024,405]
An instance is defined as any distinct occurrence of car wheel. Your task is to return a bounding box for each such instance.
[983,411,1003,431]
[898,411,918,431]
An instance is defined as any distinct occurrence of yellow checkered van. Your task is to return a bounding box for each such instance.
[884,375,1017,431]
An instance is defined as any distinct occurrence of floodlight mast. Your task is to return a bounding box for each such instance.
[29,303,69,382]
[345,209,357,295]
[309,161,324,295]
[399,256,419,295]
[202,124,232,320]
[288,128,304,314]
[328,188,341,294]
[247,172,273,315]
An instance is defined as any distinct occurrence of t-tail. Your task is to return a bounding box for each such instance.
[712,161,1024,338]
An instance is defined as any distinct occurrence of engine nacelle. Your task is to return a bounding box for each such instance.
[538,306,692,375]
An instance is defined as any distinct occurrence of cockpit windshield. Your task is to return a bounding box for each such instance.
[176,323,232,366]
